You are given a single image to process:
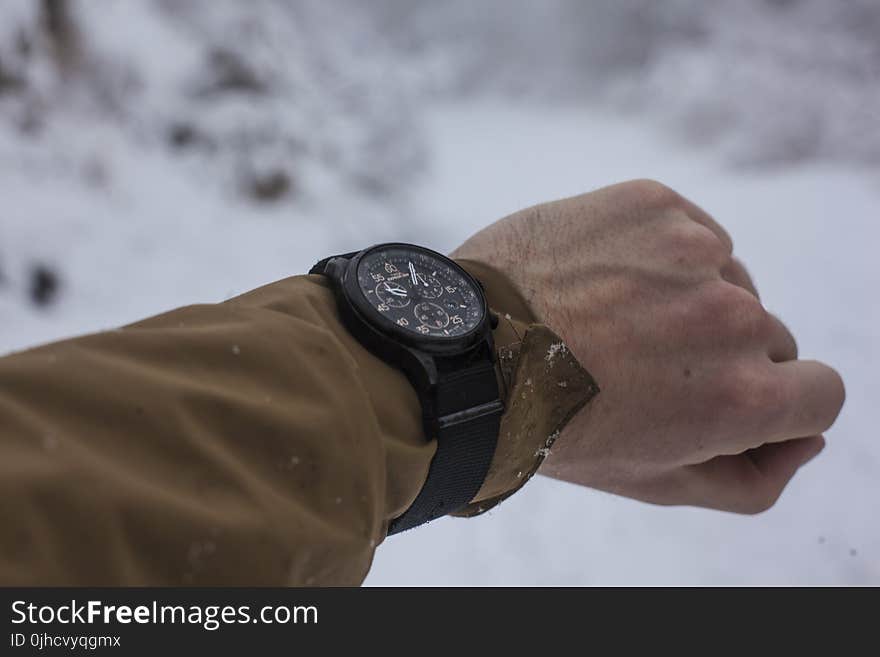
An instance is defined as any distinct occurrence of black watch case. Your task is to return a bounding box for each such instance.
[320,243,497,414]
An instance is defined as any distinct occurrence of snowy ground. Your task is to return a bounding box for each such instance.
[2,99,878,585]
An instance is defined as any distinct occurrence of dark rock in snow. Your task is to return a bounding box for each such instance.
[29,264,60,307]
[201,48,267,96]
[247,169,293,203]
[169,122,199,149]
[0,55,26,95]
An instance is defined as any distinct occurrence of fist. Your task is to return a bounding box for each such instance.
[453,180,845,514]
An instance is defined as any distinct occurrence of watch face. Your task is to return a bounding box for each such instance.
[355,246,485,339]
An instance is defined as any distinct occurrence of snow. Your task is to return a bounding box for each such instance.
[1,1,878,585]
[545,343,568,364]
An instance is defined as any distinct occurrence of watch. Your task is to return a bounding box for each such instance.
[309,243,503,534]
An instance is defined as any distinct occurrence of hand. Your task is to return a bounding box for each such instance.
[452,179,845,513]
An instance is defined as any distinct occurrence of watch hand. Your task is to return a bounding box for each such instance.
[408,261,417,286]
[383,282,408,297]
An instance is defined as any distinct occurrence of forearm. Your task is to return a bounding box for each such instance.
[0,267,595,585]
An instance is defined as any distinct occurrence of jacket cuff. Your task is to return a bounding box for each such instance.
[453,259,599,517]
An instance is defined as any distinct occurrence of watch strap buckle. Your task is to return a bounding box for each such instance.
[436,399,504,430]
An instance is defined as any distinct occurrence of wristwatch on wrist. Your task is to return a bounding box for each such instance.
[310,243,503,534]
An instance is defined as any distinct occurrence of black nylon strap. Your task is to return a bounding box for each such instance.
[387,360,502,534]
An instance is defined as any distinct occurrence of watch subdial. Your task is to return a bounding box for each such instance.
[416,275,444,299]
[414,302,449,330]
[375,281,410,308]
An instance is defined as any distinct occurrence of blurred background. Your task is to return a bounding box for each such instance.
[0,0,877,584]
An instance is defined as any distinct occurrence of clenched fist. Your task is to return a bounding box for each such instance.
[453,179,845,514]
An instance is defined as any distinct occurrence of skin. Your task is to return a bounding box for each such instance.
[452,179,845,514]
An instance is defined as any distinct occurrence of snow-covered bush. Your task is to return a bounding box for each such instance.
[0,0,425,206]
[371,0,880,166]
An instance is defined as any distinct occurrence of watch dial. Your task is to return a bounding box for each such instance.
[355,247,484,338]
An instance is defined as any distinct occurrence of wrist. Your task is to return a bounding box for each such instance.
[454,259,599,515]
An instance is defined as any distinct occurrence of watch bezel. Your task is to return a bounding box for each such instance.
[341,242,490,355]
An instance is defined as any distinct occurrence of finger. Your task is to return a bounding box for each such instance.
[680,196,734,254]
[746,435,826,479]
[721,257,759,299]
[765,313,798,362]
[764,360,846,443]
[687,436,825,514]
[717,259,796,361]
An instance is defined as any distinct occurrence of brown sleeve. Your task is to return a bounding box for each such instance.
[0,265,596,586]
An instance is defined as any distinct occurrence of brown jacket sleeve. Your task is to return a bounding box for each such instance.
[0,261,596,585]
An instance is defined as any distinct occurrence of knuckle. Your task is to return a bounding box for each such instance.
[666,221,728,267]
[772,316,800,358]
[731,297,770,341]
[699,282,767,339]
[626,178,681,208]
